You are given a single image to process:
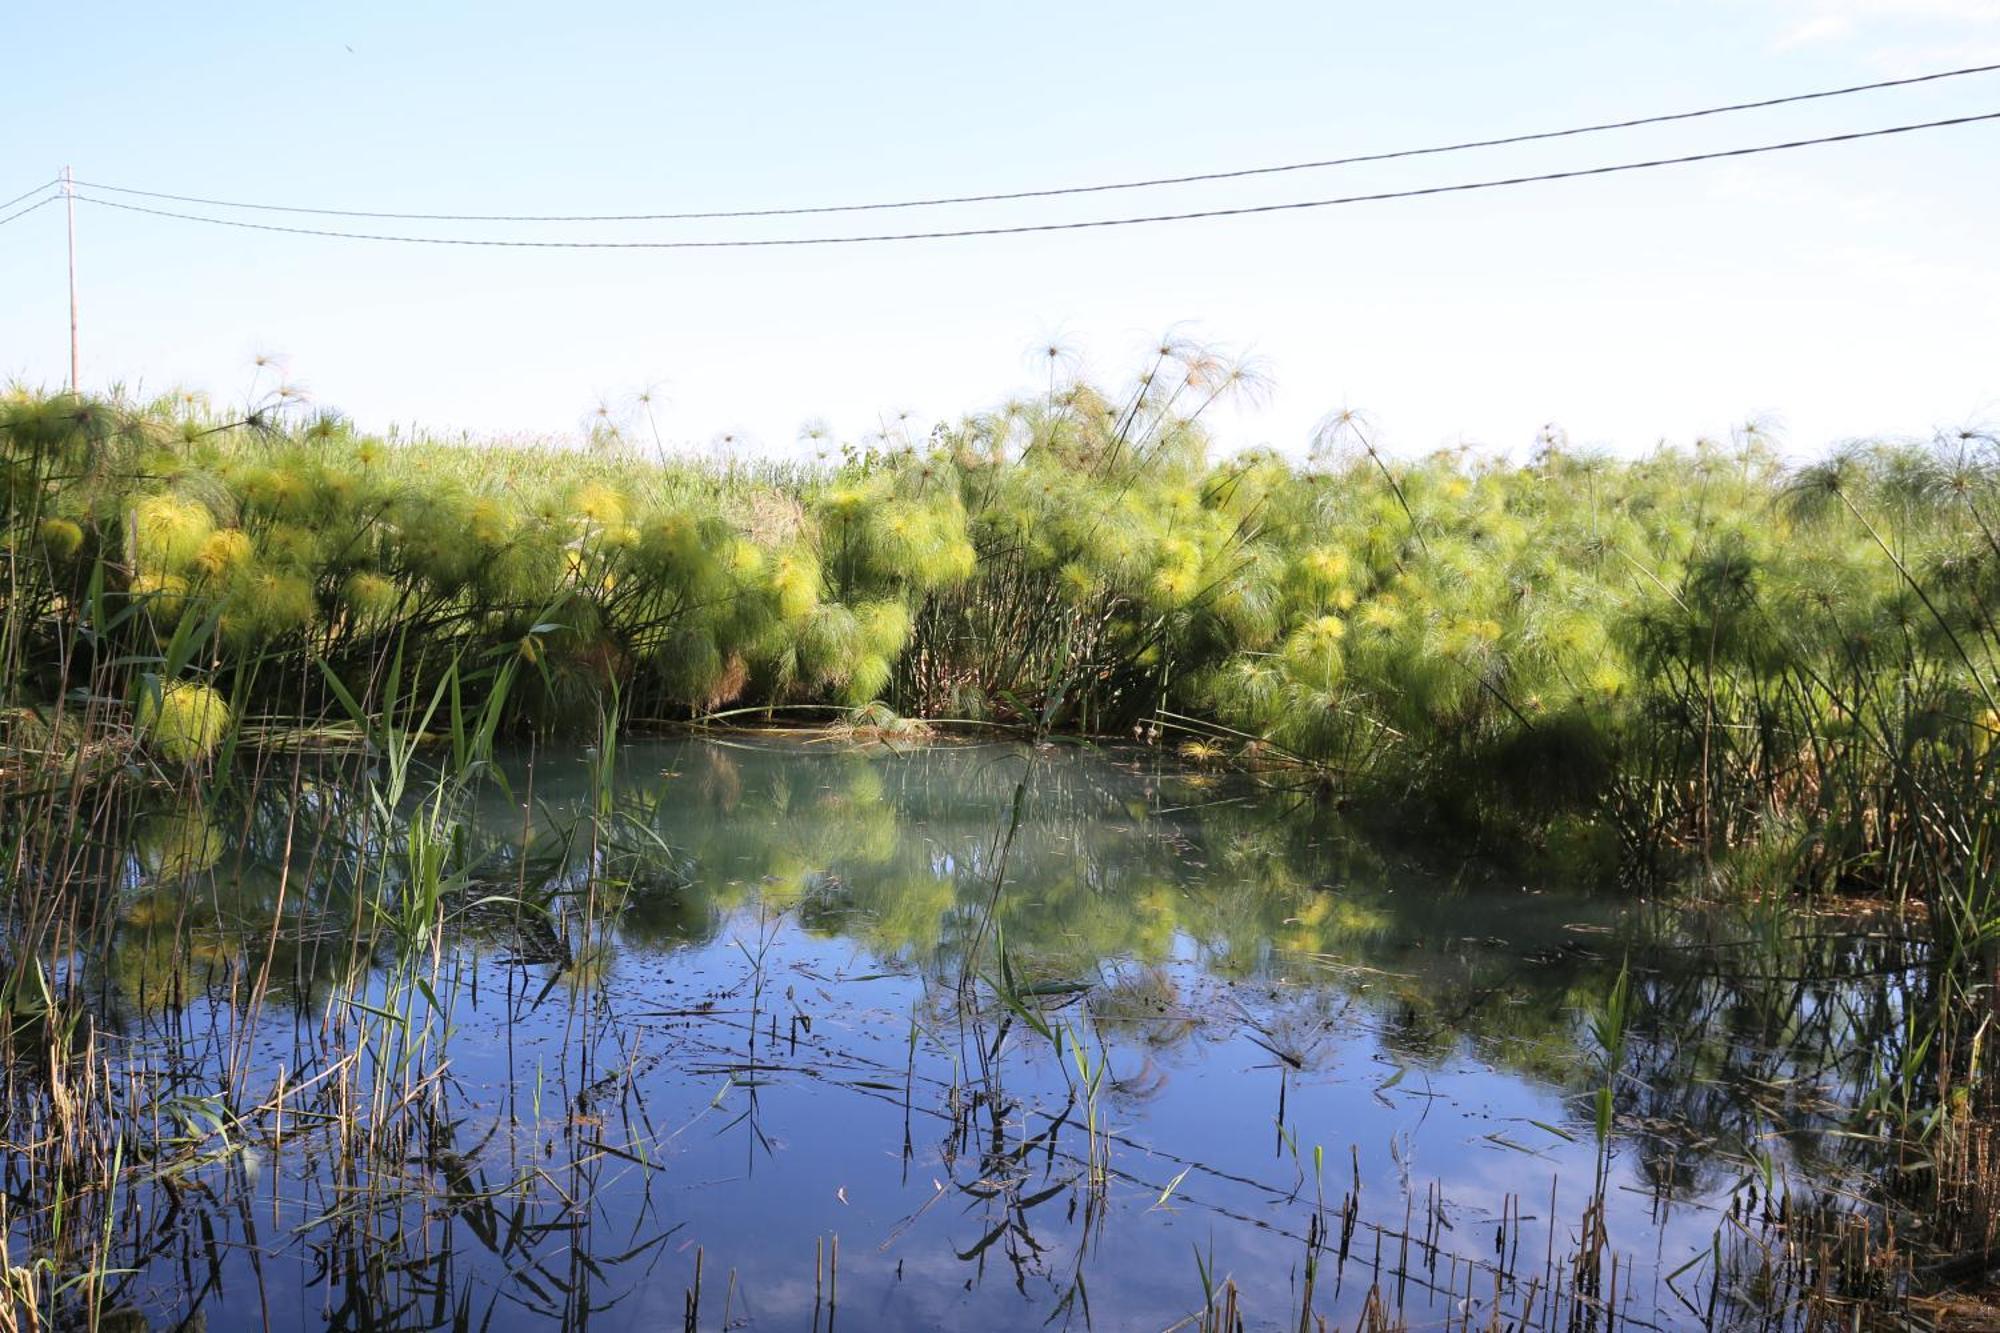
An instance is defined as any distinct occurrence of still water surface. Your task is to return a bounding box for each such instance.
[86,738,1900,1330]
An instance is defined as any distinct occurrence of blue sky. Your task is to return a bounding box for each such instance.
[2,1,1996,459]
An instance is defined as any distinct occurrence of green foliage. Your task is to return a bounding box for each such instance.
[6,378,2000,904]
[135,679,232,763]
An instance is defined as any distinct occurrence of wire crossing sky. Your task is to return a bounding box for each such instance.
[52,60,2000,222]
[1,1,1996,459]
[0,196,60,229]
[36,111,2000,247]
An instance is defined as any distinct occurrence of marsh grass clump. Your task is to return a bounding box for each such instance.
[133,678,231,763]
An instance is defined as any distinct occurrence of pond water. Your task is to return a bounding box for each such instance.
[46,739,1919,1330]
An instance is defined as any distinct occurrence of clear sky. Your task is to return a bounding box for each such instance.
[2,1,1997,460]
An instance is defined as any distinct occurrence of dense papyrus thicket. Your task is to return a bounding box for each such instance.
[5,362,2000,903]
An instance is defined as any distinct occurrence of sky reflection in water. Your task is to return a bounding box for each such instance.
[86,739,1897,1331]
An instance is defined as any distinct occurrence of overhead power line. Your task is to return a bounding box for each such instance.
[69,110,2000,249]
[0,179,58,214]
[0,193,61,229]
[70,61,2000,223]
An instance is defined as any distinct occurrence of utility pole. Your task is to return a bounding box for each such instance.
[63,165,78,394]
